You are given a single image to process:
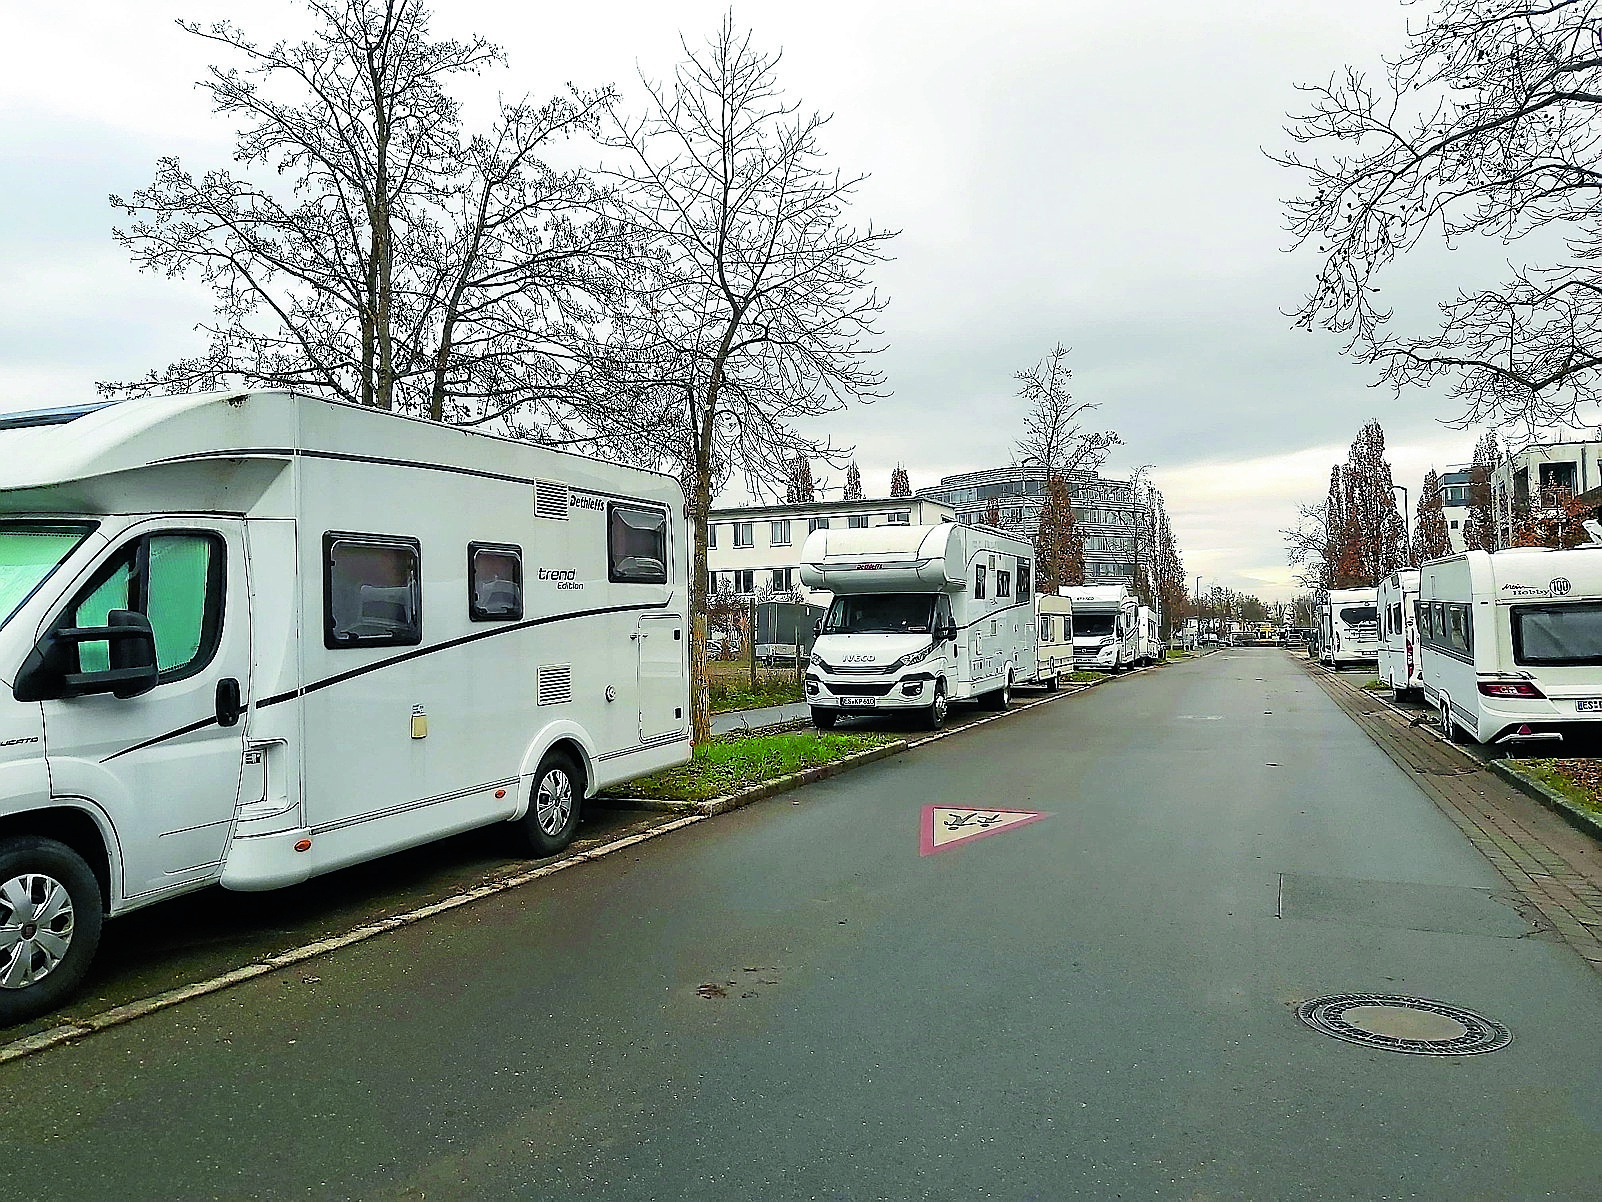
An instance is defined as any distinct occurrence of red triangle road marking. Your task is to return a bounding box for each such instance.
[919,805,1050,856]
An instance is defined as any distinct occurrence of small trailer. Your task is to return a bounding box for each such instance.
[1376,569,1422,700]
[799,522,1037,729]
[1420,546,1602,747]
[1059,584,1139,671]
[754,600,825,665]
[1029,594,1075,689]
[0,390,690,1021]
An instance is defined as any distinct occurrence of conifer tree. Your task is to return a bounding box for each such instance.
[843,461,862,501]
[785,456,816,504]
[1411,470,1452,563]
[1035,475,1084,591]
[889,463,911,497]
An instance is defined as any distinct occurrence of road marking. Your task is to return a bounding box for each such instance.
[920,805,1049,856]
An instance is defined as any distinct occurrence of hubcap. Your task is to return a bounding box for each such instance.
[933,692,947,723]
[0,873,74,990]
[536,768,574,836]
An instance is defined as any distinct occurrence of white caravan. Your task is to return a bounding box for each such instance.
[1319,587,1380,669]
[1059,584,1138,671]
[1136,604,1162,667]
[1376,569,1422,700]
[0,391,690,1022]
[1420,547,1602,747]
[1030,594,1075,690]
[799,522,1037,729]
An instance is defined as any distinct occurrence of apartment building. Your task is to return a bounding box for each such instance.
[706,495,956,606]
[1490,440,1602,548]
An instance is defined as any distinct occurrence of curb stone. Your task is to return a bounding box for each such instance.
[1488,759,1602,844]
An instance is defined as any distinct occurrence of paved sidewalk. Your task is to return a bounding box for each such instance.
[1305,660,1602,973]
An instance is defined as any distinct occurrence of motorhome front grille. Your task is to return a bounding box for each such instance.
[830,663,892,675]
[828,682,895,697]
[537,664,574,705]
[534,479,570,520]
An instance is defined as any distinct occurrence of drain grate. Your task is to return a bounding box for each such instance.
[1296,993,1511,1056]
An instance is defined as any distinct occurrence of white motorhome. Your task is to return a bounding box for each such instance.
[1136,604,1162,667]
[1059,584,1138,671]
[1030,594,1074,690]
[1319,587,1380,669]
[799,522,1036,729]
[1376,569,1422,700]
[0,391,690,1022]
[1420,547,1602,747]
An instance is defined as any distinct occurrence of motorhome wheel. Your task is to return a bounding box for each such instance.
[0,837,103,1025]
[1044,672,1060,693]
[521,751,584,856]
[922,684,948,730]
[812,707,838,730]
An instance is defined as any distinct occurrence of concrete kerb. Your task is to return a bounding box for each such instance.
[0,666,1155,1064]
[1487,759,1602,844]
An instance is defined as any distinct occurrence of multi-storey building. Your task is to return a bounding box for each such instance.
[705,495,956,607]
[1438,467,1473,553]
[1490,440,1602,548]
[915,464,1150,587]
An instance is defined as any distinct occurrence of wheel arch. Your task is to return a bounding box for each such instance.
[0,805,116,911]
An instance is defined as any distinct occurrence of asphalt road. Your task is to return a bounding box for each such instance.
[6,649,1602,1200]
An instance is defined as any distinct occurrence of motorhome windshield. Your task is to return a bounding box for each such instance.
[0,522,95,631]
[1337,605,1378,631]
[823,594,935,635]
[1076,613,1115,637]
[1512,603,1602,666]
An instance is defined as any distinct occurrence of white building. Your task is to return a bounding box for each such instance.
[707,496,955,606]
[1490,440,1602,548]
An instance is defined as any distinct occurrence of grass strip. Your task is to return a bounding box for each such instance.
[1067,670,1108,683]
[622,731,896,802]
[1510,759,1602,819]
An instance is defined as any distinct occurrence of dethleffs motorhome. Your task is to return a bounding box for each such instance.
[1059,584,1138,671]
[1420,547,1602,747]
[1136,604,1162,667]
[799,522,1036,729]
[1377,569,1422,700]
[1319,586,1380,669]
[0,390,690,1021]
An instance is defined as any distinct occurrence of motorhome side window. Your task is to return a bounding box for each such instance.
[1512,603,1602,665]
[468,543,522,621]
[608,504,668,584]
[67,531,224,680]
[974,564,987,599]
[324,534,421,649]
[1017,562,1031,599]
[935,595,953,633]
[996,569,1011,598]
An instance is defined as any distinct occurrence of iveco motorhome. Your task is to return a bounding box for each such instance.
[1420,547,1602,746]
[1059,584,1138,671]
[800,522,1036,729]
[1319,587,1380,669]
[1376,569,1422,700]
[0,391,690,1021]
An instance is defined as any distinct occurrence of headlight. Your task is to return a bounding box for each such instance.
[1100,636,1115,646]
[892,642,938,671]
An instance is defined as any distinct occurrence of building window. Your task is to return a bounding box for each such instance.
[771,567,793,592]
[324,533,421,649]
[771,520,791,546]
[887,511,910,524]
[707,523,717,549]
[809,517,830,533]
[467,543,522,621]
[733,521,754,548]
[734,569,754,593]
[848,514,869,529]
[608,504,669,583]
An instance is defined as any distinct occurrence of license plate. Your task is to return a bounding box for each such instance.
[1577,698,1602,712]
[840,697,878,709]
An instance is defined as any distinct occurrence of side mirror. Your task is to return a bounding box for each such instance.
[13,609,158,702]
[813,619,822,637]
[936,624,957,641]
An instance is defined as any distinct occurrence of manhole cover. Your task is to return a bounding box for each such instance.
[1296,994,1511,1056]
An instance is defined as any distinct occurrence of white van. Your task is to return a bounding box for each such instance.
[1376,569,1422,700]
[0,391,690,1022]
[1420,547,1602,746]
[1060,584,1138,671]
[1030,594,1074,690]
[799,522,1037,729]
[1319,587,1380,669]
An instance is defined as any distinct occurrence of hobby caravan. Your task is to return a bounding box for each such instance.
[1059,584,1138,671]
[1030,594,1075,689]
[799,522,1037,729]
[1376,569,1422,700]
[0,390,690,1021]
[1420,547,1602,746]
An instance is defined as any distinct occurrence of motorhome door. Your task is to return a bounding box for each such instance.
[37,519,251,900]
[637,613,686,741]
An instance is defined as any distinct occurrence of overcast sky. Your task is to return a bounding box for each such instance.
[1,0,1553,601]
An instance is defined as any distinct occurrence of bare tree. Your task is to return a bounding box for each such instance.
[1278,1,1602,432]
[1013,344,1120,478]
[595,16,896,743]
[106,0,620,430]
